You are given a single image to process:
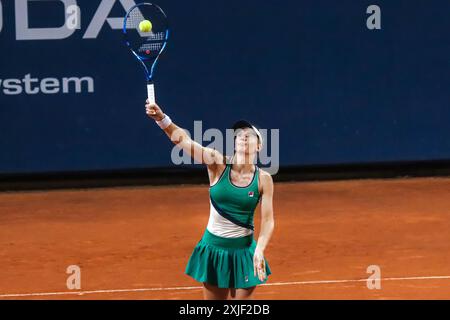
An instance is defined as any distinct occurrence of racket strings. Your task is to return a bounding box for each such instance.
[126,8,145,29]
[139,42,163,53]
[125,7,167,55]
[145,32,166,41]
[127,7,145,30]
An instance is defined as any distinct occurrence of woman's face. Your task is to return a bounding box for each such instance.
[234,127,260,155]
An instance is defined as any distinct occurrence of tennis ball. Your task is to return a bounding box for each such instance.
[139,20,152,33]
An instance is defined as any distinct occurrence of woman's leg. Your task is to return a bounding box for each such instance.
[230,286,256,300]
[203,283,230,300]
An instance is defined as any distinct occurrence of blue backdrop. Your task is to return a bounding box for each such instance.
[1,0,449,174]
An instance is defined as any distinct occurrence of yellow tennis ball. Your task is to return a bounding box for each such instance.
[139,20,152,32]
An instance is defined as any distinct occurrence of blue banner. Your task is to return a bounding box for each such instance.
[1,0,449,174]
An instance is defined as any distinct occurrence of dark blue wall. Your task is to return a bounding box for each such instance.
[1,0,449,174]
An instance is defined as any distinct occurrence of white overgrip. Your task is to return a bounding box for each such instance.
[147,83,156,105]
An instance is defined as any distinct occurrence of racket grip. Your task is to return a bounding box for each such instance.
[147,83,156,105]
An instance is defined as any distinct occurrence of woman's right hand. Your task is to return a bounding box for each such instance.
[145,100,165,121]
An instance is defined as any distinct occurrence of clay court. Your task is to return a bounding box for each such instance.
[1,177,449,300]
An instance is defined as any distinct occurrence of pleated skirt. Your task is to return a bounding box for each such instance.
[185,229,271,289]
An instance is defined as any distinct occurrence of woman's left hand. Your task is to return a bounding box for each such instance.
[253,248,267,281]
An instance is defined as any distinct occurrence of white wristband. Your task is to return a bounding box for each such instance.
[156,115,172,130]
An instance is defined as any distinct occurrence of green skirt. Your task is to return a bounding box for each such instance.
[185,229,271,289]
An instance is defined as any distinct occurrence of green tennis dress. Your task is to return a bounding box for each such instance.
[185,164,271,288]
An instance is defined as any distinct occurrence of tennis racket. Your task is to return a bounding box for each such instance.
[123,2,169,110]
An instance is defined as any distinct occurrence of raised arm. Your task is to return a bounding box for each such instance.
[145,101,225,167]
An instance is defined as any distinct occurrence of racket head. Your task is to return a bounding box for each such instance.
[123,2,169,81]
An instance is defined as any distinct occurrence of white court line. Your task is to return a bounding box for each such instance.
[1,275,450,298]
[261,275,450,286]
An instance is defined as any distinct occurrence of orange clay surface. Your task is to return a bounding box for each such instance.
[1,177,450,299]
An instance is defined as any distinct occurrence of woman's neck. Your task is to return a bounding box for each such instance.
[232,153,256,172]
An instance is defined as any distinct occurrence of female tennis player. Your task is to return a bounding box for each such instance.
[145,100,275,300]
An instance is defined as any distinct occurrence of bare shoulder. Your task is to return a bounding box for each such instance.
[210,149,228,164]
[206,154,228,184]
[258,168,274,194]
[205,149,227,168]
[259,168,273,180]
